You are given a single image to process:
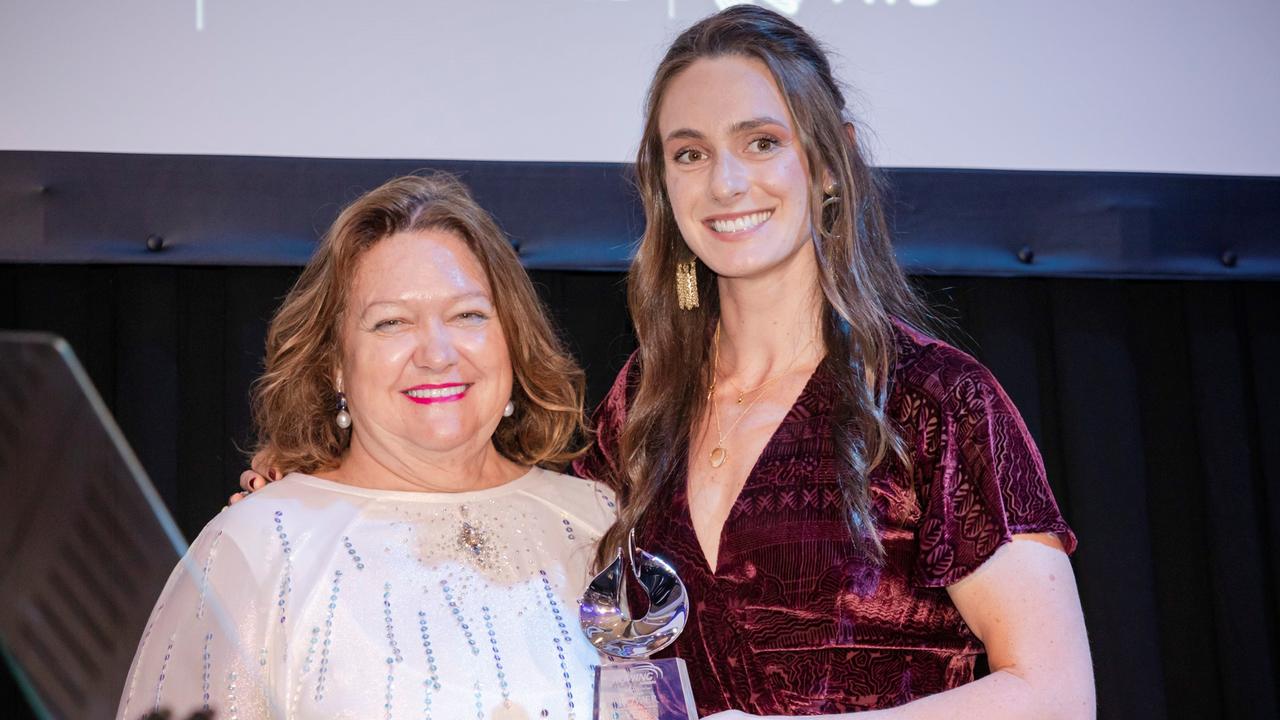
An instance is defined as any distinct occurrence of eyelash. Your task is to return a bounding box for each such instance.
[673,148,705,164]
[749,136,780,153]
[374,312,487,330]
[672,135,781,164]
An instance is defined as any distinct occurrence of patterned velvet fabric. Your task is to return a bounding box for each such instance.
[573,323,1076,716]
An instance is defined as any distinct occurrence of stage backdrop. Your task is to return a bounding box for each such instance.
[2,1,1279,717]
[3,0,1279,176]
[1,152,1279,720]
[1,264,1277,720]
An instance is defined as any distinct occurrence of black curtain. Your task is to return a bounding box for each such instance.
[1,265,1277,719]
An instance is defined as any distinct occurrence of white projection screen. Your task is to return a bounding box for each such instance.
[1,0,1277,176]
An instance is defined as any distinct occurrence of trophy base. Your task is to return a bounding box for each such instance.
[593,656,697,720]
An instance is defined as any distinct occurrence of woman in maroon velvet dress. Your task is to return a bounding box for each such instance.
[574,6,1093,719]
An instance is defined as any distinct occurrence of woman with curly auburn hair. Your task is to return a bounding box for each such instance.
[575,5,1094,719]
[120,174,615,719]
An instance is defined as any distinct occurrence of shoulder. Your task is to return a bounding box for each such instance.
[890,321,1014,419]
[520,467,617,533]
[598,351,640,417]
[572,352,639,484]
[205,474,362,549]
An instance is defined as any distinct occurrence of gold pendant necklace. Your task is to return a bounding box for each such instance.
[708,322,805,468]
[709,445,728,468]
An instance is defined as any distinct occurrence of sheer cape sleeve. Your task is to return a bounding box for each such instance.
[116,506,281,720]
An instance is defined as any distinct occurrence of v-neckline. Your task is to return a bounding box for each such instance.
[682,363,824,577]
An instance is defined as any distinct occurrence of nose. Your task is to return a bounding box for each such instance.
[709,151,748,204]
[411,320,459,371]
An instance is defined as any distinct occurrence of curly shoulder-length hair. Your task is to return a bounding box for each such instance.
[251,173,587,474]
[596,6,930,566]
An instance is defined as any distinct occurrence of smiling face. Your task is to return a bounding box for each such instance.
[659,55,818,282]
[337,228,513,463]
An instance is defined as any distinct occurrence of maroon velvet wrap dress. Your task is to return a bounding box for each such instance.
[572,323,1076,716]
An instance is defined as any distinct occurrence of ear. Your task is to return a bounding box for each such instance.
[843,121,857,147]
[334,369,344,394]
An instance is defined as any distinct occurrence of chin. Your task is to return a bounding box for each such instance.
[706,253,785,280]
[409,425,475,452]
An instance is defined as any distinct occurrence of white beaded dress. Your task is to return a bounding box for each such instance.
[117,467,617,720]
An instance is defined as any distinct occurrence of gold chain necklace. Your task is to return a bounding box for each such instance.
[706,323,808,468]
[726,369,791,404]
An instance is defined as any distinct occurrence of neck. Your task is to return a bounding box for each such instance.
[714,247,825,382]
[325,431,524,494]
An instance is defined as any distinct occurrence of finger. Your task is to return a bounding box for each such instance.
[228,492,247,505]
[250,452,278,482]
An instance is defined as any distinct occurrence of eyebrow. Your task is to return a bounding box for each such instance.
[359,291,492,317]
[664,116,789,142]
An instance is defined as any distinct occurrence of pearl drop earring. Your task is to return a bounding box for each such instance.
[503,400,514,418]
[336,392,352,429]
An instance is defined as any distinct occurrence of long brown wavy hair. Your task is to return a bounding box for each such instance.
[596,6,929,566]
[251,173,587,475]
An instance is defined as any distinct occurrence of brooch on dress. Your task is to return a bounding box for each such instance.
[455,506,498,569]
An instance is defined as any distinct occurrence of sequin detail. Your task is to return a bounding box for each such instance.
[226,670,240,720]
[201,632,213,710]
[540,571,577,718]
[196,530,224,619]
[343,535,365,571]
[153,635,175,711]
[418,610,440,719]
[293,625,322,715]
[441,580,480,656]
[315,569,343,703]
[540,571,574,644]
[274,511,294,627]
[301,626,320,675]
[121,601,163,718]
[593,482,618,510]
[482,606,511,705]
[121,468,618,719]
[384,582,402,719]
[550,633,576,719]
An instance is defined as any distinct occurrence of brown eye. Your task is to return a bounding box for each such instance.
[674,148,705,164]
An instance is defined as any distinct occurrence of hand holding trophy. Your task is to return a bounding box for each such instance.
[578,530,697,720]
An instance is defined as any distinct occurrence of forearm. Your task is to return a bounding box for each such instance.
[801,665,1093,720]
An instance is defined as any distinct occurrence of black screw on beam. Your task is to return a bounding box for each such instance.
[1016,245,1035,264]
[1220,250,1238,268]
[146,234,166,252]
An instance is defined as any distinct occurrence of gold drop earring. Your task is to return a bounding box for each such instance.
[676,257,699,310]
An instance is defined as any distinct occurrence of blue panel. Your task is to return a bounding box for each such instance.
[0,152,1276,279]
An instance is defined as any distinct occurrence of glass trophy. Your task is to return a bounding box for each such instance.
[578,530,696,720]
